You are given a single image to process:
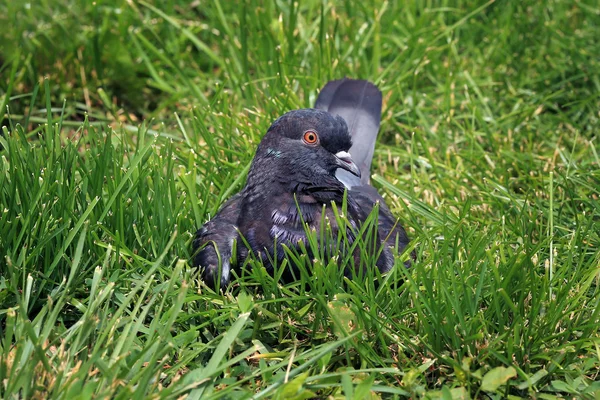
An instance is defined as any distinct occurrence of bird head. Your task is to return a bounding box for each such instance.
[252,109,361,185]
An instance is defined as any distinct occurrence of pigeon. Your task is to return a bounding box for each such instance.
[193,78,411,289]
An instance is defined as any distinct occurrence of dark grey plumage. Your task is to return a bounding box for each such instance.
[315,78,382,187]
[193,79,411,289]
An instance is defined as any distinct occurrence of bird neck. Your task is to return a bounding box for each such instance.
[244,156,346,206]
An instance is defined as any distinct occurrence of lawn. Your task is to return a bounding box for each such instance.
[1,0,599,398]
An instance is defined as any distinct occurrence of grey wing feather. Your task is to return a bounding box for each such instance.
[349,186,412,270]
[314,80,347,110]
[315,78,382,187]
[193,194,242,289]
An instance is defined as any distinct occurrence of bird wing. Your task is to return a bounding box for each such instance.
[349,185,411,269]
[193,193,242,289]
[315,78,382,187]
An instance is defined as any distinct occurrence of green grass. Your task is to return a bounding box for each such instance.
[1,0,599,398]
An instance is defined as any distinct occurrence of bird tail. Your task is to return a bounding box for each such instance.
[314,78,382,187]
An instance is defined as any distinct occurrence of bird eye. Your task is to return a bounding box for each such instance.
[303,130,319,145]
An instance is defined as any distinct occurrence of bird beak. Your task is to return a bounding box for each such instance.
[334,151,361,178]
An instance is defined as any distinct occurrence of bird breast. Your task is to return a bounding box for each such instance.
[269,197,320,246]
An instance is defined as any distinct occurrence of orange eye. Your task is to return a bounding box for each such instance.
[303,130,319,145]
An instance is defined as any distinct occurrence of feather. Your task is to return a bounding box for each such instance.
[315,78,382,187]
